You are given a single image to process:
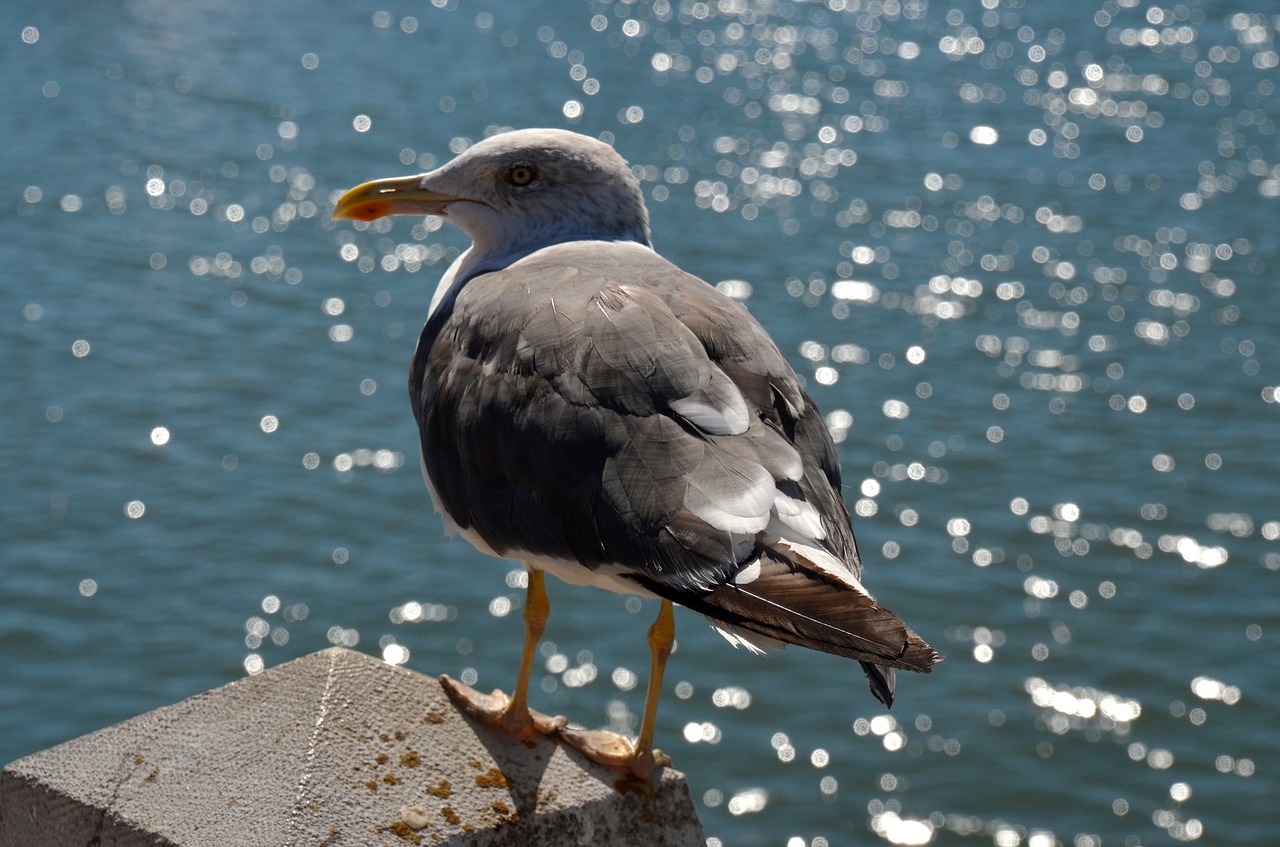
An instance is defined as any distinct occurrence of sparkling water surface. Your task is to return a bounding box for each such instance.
[3,2,1278,845]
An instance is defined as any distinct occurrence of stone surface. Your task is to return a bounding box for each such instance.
[0,648,704,847]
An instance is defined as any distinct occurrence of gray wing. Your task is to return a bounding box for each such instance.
[413,242,938,703]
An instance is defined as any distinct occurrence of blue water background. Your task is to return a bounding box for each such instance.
[3,2,1278,844]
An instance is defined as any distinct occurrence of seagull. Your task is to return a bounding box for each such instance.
[332,128,939,778]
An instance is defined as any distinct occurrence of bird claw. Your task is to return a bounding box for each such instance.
[439,674,568,736]
[557,727,671,779]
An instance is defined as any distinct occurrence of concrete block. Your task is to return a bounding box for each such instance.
[1,648,704,846]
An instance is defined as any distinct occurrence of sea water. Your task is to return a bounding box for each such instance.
[3,2,1277,844]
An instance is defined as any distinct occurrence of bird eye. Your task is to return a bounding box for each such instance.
[505,165,537,186]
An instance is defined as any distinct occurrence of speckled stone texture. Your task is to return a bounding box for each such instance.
[0,647,704,847]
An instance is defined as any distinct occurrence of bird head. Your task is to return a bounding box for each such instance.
[332,128,652,260]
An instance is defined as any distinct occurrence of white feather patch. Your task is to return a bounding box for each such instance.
[529,556,658,597]
[731,559,762,585]
[686,502,770,535]
[427,251,467,318]
[710,621,788,655]
[769,490,826,544]
[684,464,774,534]
[669,391,748,436]
[774,442,804,482]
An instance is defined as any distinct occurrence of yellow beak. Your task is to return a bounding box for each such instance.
[331,175,458,222]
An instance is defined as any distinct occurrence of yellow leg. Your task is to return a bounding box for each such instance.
[440,567,566,736]
[558,599,675,779]
[503,568,549,720]
[634,599,675,763]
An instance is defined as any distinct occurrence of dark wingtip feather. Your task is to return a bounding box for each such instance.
[636,539,943,707]
[861,662,896,708]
